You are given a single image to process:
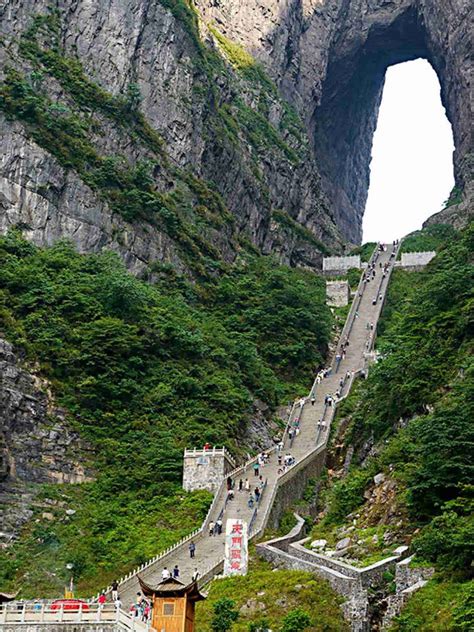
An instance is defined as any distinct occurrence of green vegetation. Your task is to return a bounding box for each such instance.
[209,27,273,91]
[0,232,332,596]
[272,210,331,254]
[195,559,348,631]
[0,484,211,598]
[350,242,377,262]
[281,609,312,632]
[308,223,473,626]
[399,223,457,255]
[211,598,240,632]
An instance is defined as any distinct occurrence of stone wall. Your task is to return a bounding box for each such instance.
[400,251,436,268]
[266,446,327,529]
[257,538,359,598]
[290,541,406,589]
[323,256,361,273]
[326,281,350,306]
[381,556,435,629]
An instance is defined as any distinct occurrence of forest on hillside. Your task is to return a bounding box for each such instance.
[0,229,331,595]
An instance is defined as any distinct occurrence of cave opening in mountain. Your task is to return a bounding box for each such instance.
[312,7,457,245]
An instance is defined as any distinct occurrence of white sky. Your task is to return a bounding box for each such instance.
[362,59,455,243]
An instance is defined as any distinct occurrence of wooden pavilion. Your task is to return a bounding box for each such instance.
[138,575,205,632]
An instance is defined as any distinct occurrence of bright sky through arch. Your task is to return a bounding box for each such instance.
[363,59,455,243]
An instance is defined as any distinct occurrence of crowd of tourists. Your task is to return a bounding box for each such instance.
[128,593,150,622]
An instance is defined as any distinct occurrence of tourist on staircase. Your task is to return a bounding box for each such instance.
[111,579,119,601]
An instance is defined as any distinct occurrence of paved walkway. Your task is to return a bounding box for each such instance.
[113,244,398,607]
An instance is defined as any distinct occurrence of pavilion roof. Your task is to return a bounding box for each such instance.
[137,575,205,602]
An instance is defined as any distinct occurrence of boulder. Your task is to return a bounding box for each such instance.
[239,599,266,615]
[311,539,327,549]
[336,537,352,550]
[374,472,386,485]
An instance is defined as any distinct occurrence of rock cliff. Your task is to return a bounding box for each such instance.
[1,1,471,268]
[0,0,343,278]
[0,338,93,542]
[197,0,473,242]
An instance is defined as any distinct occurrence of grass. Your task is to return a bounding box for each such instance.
[195,557,349,631]
[389,578,473,631]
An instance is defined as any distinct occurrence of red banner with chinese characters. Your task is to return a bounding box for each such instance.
[224,519,248,576]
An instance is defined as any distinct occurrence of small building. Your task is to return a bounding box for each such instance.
[138,575,205,632]
[326,280,350,307]
[183,446,235,492]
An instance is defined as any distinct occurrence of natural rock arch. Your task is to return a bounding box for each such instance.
[199,0,472,243]
[309,5,458,242]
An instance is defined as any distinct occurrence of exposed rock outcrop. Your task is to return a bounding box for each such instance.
[0,338,93,543]
[2,1,470,273]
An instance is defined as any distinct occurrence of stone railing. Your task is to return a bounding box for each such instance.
[0,603,149,631]
[184,446,236,466]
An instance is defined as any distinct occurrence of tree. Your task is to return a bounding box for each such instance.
[126,82,142,111]
[281,608,311,632]
[211,598,239,632]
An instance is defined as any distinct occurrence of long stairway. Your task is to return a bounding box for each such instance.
[110,244,399,607]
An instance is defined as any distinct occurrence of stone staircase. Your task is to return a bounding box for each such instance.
[99,243,400,608]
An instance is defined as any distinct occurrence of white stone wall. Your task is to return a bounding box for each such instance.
[400,251,436,268]
[326,280,350,306]
[323,255,361,272]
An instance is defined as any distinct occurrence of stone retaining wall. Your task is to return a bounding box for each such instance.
[326,281,350,306]
[323,255,361,272]
[265,446,327,530]
[257,538,359,598]
[290,541,405,588]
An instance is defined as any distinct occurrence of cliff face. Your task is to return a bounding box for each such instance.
[197,0,473,243]
[0,1,471,266]
[0,339,92,542]
[0,0,343,278]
